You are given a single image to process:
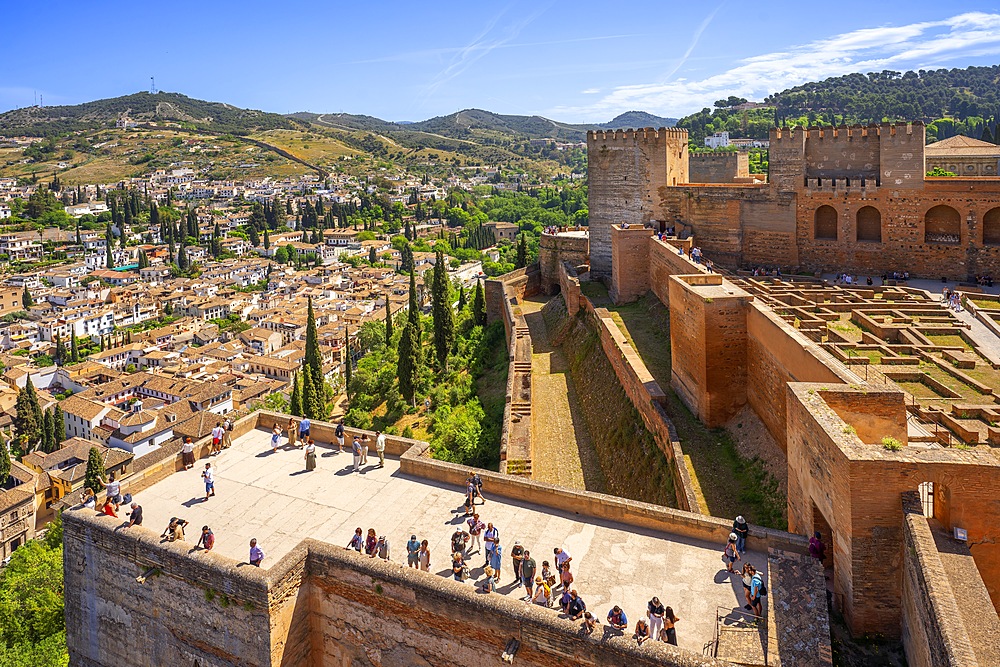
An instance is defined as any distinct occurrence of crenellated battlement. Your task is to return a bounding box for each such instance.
[587,127,689,143]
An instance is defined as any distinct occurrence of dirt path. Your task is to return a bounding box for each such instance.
[520,296,604,492]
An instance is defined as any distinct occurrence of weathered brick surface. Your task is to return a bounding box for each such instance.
[610,225,652,303]
[690,152,749,184]
[539,232,588,295]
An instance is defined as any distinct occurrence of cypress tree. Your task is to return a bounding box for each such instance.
[55,335,66,365]
[303,297,325,417]
[14,376,42,450]
[458,285,466,309]
[53,406,65,446]
[397,320,419,405]
[516,233,527,268]
[407,271,420,329]
[0,439,9,485]
[369,247,377,264]
[42,408,54,454]
[75,218,82,245]
[289,372,302,417]
[84,447,104,494]
[248,226,260,248]
[344,326,353,401]
[431,249,454,370]
[177,242,188,270]
[981,124,995,144]
[473,280,486,326]
[71,331,79,363]
[384,297,393,345]
[22,286,33,309]
[138,249,150,269]
[264,227,271,250]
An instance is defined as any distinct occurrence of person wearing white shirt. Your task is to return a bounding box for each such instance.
[375,431,386,468]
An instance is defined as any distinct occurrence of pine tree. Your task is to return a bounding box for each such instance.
[289,372,302,417]
[71,331,79,363]
[384,297,394,345]
[52,406,65,446]
[431,249,454,370]
[84,447,104,495]
[14,376,42,450]
[0,440,9,485]
[473,280,486,326]
[516,233,527,268]
[22,286,33,309]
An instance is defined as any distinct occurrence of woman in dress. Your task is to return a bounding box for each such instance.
[418,539,431,571]
[287,417,297,448]
[304,438,316,471]
[662,607,680,645]
[271,423,282,452]
[181,436,195,469]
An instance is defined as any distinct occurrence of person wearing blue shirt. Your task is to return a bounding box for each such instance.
[749,568,764,617]
[299,418,310,439]
[406,535,421,568]
[607,605,628,630]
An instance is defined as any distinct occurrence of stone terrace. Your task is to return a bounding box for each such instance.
[136,427,767,655]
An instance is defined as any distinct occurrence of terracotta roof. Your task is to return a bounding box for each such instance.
[926,135,1000,157]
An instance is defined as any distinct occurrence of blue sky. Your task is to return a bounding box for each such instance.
[4,1,1000,123]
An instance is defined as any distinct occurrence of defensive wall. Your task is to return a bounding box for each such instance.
[64,409,825,667]
[485,265,540,475]
[542,223,1000,656]
[689,151,750,184]
[538,229,589,296]
[589,121,1000,280]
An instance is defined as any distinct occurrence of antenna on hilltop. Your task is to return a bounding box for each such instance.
[150,77,156,94]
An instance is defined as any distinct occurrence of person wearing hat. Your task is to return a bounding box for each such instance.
[723,532,741,573]
[732,515,749,554]
[406,534,421,568]
[510,540,525,587]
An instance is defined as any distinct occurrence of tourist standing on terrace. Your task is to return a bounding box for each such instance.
[553,547,572,587]
[271,423,282,452]
[298,417,310,442]
[660,607,680,645]
[511,540,524,587]
[733,515,749,554]
[196,526,215,551]
[351,436,362,472]
[211,422,224,454]
[452,552,466,581]
[249,538,264,567]
[464,477,475,515]
[181,436,195,469]
[521,550,536,600]
[647,596,665,640]
[104,472,122,510]
[406,535,421,568]
[467,513,484,554]
[489,540,503,583]
[375,430,386,468]
[418,540,431,571]
[360,433,370,465]
[202,463,216,500]
[222,417,233,449]
[364,528,377,556]
[560,560,574,591]
[483,523,499,567]
[748,566,764,618]
[335,419,345,453]
[304,438,316,471]
[723,533,741,573]
[287,417,297,448]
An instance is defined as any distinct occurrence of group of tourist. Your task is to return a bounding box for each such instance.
[723,515,767,620]
[883,271,910,282]
[975,274,995,288]
[749,266,783,278]
[943,288,964,312]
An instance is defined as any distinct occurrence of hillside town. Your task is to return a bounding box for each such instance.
[0,163,502,558]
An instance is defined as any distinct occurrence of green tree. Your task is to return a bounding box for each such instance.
[515,233,527,268]
[458,285,466,310]
[344,327,353,401]
[138,249,150,269]
[177,242,188,270]
[384,297,394,346]
[41,409,54,454]
[14,377,42,451]
[368,246,377,264]
[84,447,104,495]
[21,287,33,310]
[431,249,454,369]
[0,441,9,485]
[397,321,419,404]
[263,227,270,250]
[54,336,66,365]
[302,297,326,419]
[70,331,79,363]
[52,406,64,446]
[289,371,302,417]
[473,280,486,326]
[0,539,65,658]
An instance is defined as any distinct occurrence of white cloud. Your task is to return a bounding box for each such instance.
[581,88,601,94]
[549,12,1000,122]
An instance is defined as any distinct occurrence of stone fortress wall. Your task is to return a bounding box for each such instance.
[64,409,819,667]
[689,151,750,184]
[589,122,1000,280]
[575,222,1000,665]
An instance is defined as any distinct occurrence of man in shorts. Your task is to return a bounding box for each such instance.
[202,463,216,500]
[211,422,224,455]
[406,535,421,568]
[335,419,345,453]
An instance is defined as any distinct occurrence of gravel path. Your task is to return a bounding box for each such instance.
[521,296,605,492]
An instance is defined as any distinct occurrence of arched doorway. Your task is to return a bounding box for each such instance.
[924,205,961,244]
[814,205,838,240]
[983,207,1000,245]
[856,206,882,243]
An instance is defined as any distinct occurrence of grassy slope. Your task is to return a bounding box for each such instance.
[580,283,786,529]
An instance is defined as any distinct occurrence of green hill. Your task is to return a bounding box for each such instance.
[0,92,303,137]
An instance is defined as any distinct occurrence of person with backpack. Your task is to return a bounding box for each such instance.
[723,532,741,573]
[335,419,345,453]
[375,535,390,560]
[748,565,765,618]
[607,605,628,631]
[451,552,466,581]
[451,528,469,557]
[346,527,363,552]
[481,566,496,593]
[520,550,536,600]
[510,540,525,587]
[530,576,550,606]
[472,473,486,505]
[222,417,233,449]
[489,541,503,583]
[466,513,485,554]
[464,477,475,516]
[647,596,665,642]
[196,525,215,551]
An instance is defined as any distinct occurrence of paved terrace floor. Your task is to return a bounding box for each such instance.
[134,428,767,654]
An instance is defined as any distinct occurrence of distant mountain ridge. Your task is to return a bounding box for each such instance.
[0,91,301,137]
